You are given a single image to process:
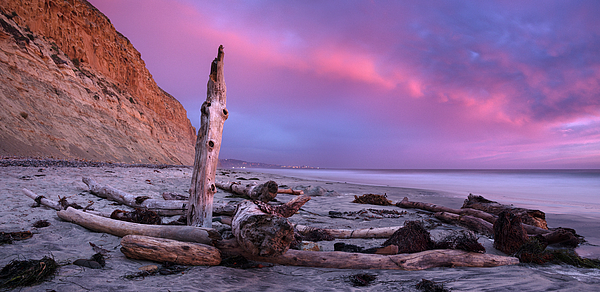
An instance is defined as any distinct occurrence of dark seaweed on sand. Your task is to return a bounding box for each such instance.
[124,262,189,279]
[0,256,58,289]
[32,220,50,228]
[416,279,449,292]
[383,221,434,253]
[515,237,600,268]
[110,208,162,225]
[435,230,485,253]
[348,273,377,287]
[352,193,392,206]
[0,231,32,245]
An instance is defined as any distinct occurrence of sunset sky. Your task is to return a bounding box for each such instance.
[88,0,600,169]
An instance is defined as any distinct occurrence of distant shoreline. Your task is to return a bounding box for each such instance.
[0,156,189,169]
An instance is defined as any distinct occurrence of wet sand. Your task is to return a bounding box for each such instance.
[1,165,599,291]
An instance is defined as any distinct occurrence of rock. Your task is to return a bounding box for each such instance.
[0,0,196,164]
[293,185,339,196]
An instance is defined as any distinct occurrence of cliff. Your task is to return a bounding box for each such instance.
[0,0,196,165]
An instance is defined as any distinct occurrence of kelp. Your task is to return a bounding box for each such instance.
[416,279,449,292]
[32,220,50,228]
[352,194,392,206]
[0,231,32,244]
[124,262,190,279]
[110,208,162,225]
[348,273,377,287]
[0,256,58,289]
[435,230,485,253]
[383,221,434,253]
[515,238,600,268]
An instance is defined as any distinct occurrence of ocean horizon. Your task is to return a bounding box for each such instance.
[248,168,600,219]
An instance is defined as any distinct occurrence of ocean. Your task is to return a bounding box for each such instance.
[250,168,600,219]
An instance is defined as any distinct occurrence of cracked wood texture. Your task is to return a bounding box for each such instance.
[188,45,228,227]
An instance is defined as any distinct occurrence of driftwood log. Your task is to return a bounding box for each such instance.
[120,235,221,266]
[277,188,304,195]
[294,224,400,239]
[398,197,549,235]
[434,212,494,237]
[215,180,278,202]
[214,239,519,270]
[57,207,220,245]
[188,45,229,228]
[232,200,296,257]
[22,188,61,210]
[463,194,548,229]
[82,177,236,216]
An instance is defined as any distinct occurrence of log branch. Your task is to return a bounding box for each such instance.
[57,207,220,245]
[121,235,221,266]
[294,224,400,239]
[215,180,278,202]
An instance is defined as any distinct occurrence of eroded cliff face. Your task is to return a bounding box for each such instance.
[0,0,196,165]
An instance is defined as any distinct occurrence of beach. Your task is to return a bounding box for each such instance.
[1,163,599,291]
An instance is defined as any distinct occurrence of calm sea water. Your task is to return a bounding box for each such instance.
[250,168,600,219]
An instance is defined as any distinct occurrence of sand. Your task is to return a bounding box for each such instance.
[1,164,599,291]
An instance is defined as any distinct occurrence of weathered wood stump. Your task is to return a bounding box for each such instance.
[231,200,295,257]
[188,45,229,228]
[121,235,221,266]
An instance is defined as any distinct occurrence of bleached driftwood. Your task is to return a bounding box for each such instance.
[277,188,304,195]
[120,235,221,266]
[232,200,299,257]
[294,224,400,239]
[214,239,519,270]
[188,45,229,228]
[398,197,549,235]
[82,177,236,216]
[434,212,494,236]
[215,180,278,202]
[57,207,220,245]
[462,194,548,229]
[22,188,61,210]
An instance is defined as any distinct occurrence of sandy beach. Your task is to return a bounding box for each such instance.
[1,163,599,291]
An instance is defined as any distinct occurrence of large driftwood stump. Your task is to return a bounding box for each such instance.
[188,45,228,228]
[216,180,279,202]
[463,194,548,229]
[57,207,220,245]
[232,200,295,257]
[121,235,221,266]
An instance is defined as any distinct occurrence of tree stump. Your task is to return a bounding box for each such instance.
[188,45,229,228]
[231,200,295,257]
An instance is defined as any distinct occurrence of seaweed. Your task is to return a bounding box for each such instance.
[383,221,434,253]
[352,193,392,206]
[32,220,50,228]
[110,208,161,225]
[298,227,334,242]
[219,256,270,269]
[124,262,190,279]
[435,230,485,253]
[0,256,58,289]
[348,273,377,287]
[0,231,32,244]
[416,279,449,292]
[515,237,600,268]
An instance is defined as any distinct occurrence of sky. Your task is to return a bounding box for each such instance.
[88,0,600,169]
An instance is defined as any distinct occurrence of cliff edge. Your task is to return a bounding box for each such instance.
[0,0,196,165]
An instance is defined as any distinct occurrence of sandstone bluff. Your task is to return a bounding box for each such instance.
[0,0,196,165]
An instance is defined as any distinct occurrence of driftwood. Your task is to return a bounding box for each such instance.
[22,188,61,210]
[398,197,549,235]
[188,45,229,228]
[434,212,494,237]
[463,194,548,229]
[215,239,519,270]
[215,180,278,202]
[57,207,220,245]
[232,200,295,257]
[120,235,221,266]
[277,188,304,195]
[82,177,236,216]
[161,192,188,201]
[294,224,400,239]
